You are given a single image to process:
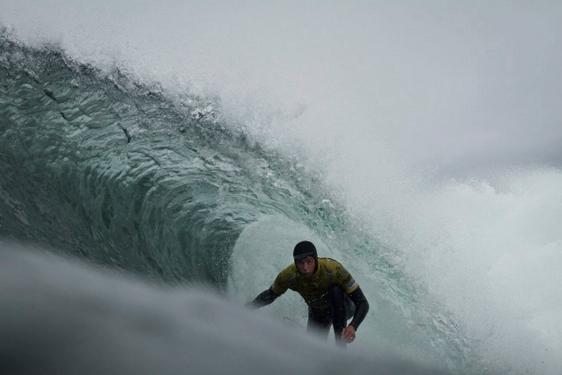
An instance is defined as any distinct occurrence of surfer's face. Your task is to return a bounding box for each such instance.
[296,256,316,276]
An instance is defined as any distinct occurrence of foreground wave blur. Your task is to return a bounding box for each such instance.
[0,241,450,375]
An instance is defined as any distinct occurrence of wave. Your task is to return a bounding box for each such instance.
[0,32,324,284]
[0,32,472,371]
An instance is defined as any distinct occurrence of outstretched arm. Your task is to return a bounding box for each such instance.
[247,287,281,308]
[247,266,290,308]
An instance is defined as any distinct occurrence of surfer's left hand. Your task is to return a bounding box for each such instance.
[341,325,356,343]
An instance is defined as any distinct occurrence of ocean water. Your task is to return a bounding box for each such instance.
[1,2,561,374]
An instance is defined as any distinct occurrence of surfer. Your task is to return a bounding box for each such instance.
[248,241,369,346]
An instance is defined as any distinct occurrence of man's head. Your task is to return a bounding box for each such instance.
[293,241,318,276]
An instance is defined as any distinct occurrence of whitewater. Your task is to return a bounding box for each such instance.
[1,1,561,374]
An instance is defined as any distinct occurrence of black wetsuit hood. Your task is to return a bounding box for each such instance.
[293,241,318,272]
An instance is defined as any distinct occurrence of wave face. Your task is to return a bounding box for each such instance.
[0,34,327,285]
[0,34,474,371]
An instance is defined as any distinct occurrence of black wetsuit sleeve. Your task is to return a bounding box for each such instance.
[348,287,369,330]
[247,288,281,309]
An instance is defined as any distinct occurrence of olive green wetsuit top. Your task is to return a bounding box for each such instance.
[271,257,359,310]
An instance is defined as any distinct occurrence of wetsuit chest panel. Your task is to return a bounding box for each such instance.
[279,258,338,309]
[290,268,333,309]
[271,258,358,309]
